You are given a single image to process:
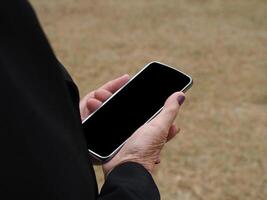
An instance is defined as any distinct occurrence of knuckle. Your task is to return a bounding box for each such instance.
[166,105,178,115]
[149,122,168,135]
[88,91,95,98]
[107,80,113,86]
[95,88,102,95]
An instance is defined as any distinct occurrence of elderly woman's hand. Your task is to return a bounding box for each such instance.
[79,75,185,178]
[79,74,130,121]
[103,92,185,177]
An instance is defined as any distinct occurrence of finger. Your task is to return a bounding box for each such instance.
[94,89,113,102]
[101,74,130,93]
[155,157,161,164]
[149,92,185,133]
[166,125,180,142]
[86,98,102,113]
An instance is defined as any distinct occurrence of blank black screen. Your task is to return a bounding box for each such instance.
[82,62,191,157]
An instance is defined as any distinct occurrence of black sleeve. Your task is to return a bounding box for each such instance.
[0,1,98,199]
[57,61,81,107]
[99,162,160,200]
[0,1,160,199]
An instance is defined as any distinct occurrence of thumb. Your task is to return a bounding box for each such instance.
[149,92,185,129]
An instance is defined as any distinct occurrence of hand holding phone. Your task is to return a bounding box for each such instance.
[79,74,131,121]
[102,91,186,176]
[82,62,193,164]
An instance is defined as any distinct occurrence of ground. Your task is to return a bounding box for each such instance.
[31,0,267,199]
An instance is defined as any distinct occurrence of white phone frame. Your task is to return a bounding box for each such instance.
[82,61,193,163]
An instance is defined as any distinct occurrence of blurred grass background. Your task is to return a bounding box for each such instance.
[31,0,267,199]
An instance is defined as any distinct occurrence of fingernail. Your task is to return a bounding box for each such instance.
[177,95,185,105]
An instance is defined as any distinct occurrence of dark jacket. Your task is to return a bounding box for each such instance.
[0,0,159,199]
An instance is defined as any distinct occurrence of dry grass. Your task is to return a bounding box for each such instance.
[31,0,267,199]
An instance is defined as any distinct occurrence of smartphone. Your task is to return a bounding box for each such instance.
[82,61,193,162]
